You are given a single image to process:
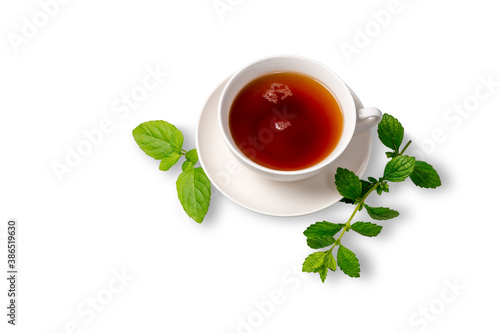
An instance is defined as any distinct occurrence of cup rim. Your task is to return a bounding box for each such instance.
[218,54,356,177]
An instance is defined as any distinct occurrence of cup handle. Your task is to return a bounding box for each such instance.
[355,107,382,134]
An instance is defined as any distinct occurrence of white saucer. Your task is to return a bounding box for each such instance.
[196,79,373,217]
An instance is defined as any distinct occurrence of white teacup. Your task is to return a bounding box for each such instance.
[218,55,382,181]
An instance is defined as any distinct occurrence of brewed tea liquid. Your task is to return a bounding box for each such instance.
[229,72,343,171]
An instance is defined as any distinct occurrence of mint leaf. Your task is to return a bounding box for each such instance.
[307,236,335,249]
[342,180,375,204]
[159,152,181,171]
[176,167,211,223]
[182,160,194,172]
[313,251,337,282]
[132,120,184,160]
[335,168,362,201]
[324,251,337,271]
[379,181,389,193]
[378,114,404,152]
[302,251,327,272]
[351,222,383,237]
[364,205,400,220]
[304,221,343,239]
[383,155,415,182]
[302,251,337,283]
[339,198,355,204]
[315,266,328,283]
[337,245,360,278]
[304,222,343,249]
[385,151,399,158]
[185,149,198,165]
[410,161,442,188]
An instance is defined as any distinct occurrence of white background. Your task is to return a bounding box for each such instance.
[1,0,499,332]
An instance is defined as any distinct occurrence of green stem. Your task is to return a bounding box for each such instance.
[400,140,412,155]
[334,181,381,248]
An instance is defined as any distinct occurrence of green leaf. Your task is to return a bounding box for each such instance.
[383,155,415,182]
[304,221,344,239]
[307,236,335,249]
[185,149,198,165]
[335,168,362,201]
[182,160,194,172]
[302,252,327,272]
[341,179,373,204]
[337,245,360,278]
[132,120,184,160]
[324,251,337,271]
[385,151,399,159]
[304,222,343,249]
[315,266,328,283]
[303,251,338,283]
[176,167,211,223]
[310,251,337,283]
[410,161,442,188]
[351,222,383,237]
[339,197,355,204]
[364,205,400,220]
[159,152,181,171]
[379,181,390,193]
[377,114,404,152]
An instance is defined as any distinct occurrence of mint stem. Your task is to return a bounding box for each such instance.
[334,181,380,248]
[400,140,412,155]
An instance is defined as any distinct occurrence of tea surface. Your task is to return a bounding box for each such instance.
[229,72,343,171]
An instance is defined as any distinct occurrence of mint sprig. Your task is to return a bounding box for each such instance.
[133,120,211,223]
[302,113,441,282]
